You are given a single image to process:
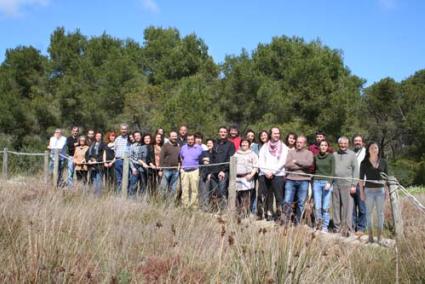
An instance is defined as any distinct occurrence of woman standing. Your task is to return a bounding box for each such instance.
[258,130,269,150]
[312,140,335,232]
[103,131,116,189]
[234,139,258,217]
[73,136,89,185]
[285,132,297,151]
[152,133,164,190]
[86,132,106,195]
[142,133,156,195]
[359,142,388,243]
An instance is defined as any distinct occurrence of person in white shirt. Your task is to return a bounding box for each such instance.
[257,127,289,221]
[352,135,367,235]
[47,128,67,186]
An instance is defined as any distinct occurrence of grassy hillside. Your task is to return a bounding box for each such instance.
[0,179,424,283]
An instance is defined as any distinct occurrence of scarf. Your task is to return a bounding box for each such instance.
[268,140,282,157]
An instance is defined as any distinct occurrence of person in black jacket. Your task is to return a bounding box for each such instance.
[209,127,235,210]
[86,132,106,195]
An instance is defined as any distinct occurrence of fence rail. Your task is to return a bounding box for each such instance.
[2,147,419,238]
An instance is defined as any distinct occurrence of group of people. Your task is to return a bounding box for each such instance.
[47,124,389,243]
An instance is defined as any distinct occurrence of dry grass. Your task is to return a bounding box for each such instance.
[0,178,424,283]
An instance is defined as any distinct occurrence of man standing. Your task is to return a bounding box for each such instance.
[177,125,188,147]
[86,129,95,146]
[114,123,130,192]
[333,136,359,237]
[283,136,314,224]
[179,134,203,208]
[257,127,288,221]
[352,135,367,235]
[159,131,180,195]
[210,127,236,209]
[129,131,151,197]
[47,128,67,187]
[229,126,241,151]
[65,126,79,186]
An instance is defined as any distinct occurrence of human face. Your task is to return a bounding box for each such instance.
[109,134,116,143]
[260,132,269,143]
[353,136,364,150]
[169,132,178,143]
[229,128,239,138]
[218,128,228,140]
[71,127,79,137]
[134,133,142,143]
[338,138,349,151]
[120,126,128,136]
[179,126,187,137]
[287,134,296,147]
[157,128,164,135]
[316,134,325,144]
[95,133,102,142]
[54,129,62,138]
[144,135,151,145]
[129,134,135,143]
[368,143,379,157]
[270,128,280,142]
[87,130,95,139]
[206,140,214,150]
[296,137,306,150]
[246,132,255,142]
[155,134,162,144]
[187,135,195,146]
[319,141,329,154]
[240,140,249,151]
[195,137,202,145]
[79,137,86,146]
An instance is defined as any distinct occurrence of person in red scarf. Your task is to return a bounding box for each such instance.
[257,127,289,221]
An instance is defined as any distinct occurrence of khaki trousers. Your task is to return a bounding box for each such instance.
[181,169,200,208]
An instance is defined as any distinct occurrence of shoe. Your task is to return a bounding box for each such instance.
[355,231,365,237]
[256,215,263,221]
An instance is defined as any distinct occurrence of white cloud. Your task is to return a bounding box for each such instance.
[0,0,49,17]
[378,0,397,10]
[141,0,159,13]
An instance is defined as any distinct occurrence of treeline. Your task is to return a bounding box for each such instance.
[0,27,424,184]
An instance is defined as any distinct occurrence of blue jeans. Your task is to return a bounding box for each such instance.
[66,156,74,186]
[283,180,309,224]
[129,167,147,197]
[90,169,103,196]
[313,180,332,231]
[114,159,129,192]
[365,187,385,230]
[353,185,367,232]
[160,169,179,195]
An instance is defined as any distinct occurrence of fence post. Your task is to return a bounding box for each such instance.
[44,151,49,184]
[228,156,237,212]
[53,150,59,187]
[122,153,129,198]
[387,176,404,239]
[2,148,8,180]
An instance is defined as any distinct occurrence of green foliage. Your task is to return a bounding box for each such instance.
[0,26,424,184]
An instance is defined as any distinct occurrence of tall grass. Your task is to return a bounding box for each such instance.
[0,179,424,283]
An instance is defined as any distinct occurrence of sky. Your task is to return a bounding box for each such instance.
[0,0,424,85]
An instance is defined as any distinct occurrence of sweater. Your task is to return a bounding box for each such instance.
[73,146,89,171]
[285,148,314,181]
[333,149,359,186]
[234,149,258,191]
[314,152,335,182]
[258,141,288,176]
[360,158,388,188]
[160,142,180,168]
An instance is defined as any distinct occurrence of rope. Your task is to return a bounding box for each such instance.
[7,150,45,157]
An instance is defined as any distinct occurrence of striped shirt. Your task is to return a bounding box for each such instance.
[114,135,130,159]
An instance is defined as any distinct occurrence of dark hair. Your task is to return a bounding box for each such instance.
[239,138,251,147]
[194,132,203,139]
[218,126,228,132]
[258,130,269,145]
[142,133,153,145]
[229,125,239,133]
[352,134,364,143]
[316,130,326,136]
[363,142,380,163]
[132,131,141,136]
[269,127,280,136]
[319,140,330,148]
[206,138,214,144]
[245,129,256,140]
[285,132,298,146]
[186,133,195,139]
[154,133,164,146]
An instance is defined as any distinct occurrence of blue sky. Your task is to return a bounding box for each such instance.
[0,0,424,85]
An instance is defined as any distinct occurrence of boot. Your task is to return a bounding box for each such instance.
[368,229,374,243]
[377,228,382,244]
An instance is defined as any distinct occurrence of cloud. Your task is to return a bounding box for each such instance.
[0,0,49,17]
[377,0,397,10]
[141,0,159,13]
